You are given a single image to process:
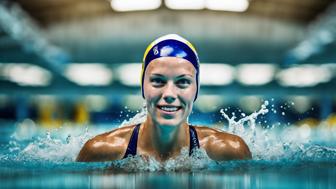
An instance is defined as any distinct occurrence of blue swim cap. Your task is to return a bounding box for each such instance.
[141,34,200,101]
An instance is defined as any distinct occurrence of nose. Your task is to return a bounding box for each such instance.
[162,81,177,103]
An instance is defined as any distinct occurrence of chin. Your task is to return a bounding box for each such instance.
[156,118,183,127]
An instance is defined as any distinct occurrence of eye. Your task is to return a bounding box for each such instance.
[150,77,165,87]
[176,78,191,88]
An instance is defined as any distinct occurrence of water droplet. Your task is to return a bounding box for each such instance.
[264,101,269,106]
[66,135,71,144]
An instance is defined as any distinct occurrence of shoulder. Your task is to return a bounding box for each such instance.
[76,125,137,162]
[193,126,252,161]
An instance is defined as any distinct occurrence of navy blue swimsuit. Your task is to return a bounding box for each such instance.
[123,124,200,158]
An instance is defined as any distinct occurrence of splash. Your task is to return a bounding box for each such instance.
[2,123,94,163]
[1,101,336,172]
[111,148,212,172]
[16,129,90,162]
[120,103,147,127]
[219,100,336,162]
[220,100,269,135]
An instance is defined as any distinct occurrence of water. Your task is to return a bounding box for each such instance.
[1,102,336,188]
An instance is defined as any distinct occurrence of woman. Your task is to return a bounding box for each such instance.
[76,34,251,162]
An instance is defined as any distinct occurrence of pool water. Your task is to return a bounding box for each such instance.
[1,102,336,188]
[2,165,335,189]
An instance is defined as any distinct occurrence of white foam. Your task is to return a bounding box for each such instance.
[120,103,147,127]
[2,100,336,171]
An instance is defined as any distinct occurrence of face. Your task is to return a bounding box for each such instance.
[143,57,197,127]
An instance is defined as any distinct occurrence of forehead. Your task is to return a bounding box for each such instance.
[145,57,196,76]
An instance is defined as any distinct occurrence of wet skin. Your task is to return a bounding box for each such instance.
[77,57,251,162]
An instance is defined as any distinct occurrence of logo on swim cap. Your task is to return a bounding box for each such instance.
[153,46,159,55]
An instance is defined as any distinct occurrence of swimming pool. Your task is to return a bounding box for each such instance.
[1,103,336,189]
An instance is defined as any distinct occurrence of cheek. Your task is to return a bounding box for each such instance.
[181,84,197,101]
[144,87,157,101]
[179,90,196,114]
[143,80,154,98]
[143,83,160,106]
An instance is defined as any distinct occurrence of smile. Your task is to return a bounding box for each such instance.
[157,105,182,112]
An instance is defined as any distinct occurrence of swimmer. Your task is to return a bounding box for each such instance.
[76,34,251,162]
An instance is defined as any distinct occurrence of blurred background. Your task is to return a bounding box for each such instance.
[0,0,336,130]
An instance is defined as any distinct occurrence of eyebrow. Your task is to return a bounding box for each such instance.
[150,74,164,77]
[150,74,193,78]
[176,74,193,78]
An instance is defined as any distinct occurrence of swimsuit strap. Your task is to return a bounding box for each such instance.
[123,123,141,158]
[189,125,200,155]
[122,124,200,158]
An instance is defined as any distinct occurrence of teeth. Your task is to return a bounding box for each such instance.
[159,106,178,112]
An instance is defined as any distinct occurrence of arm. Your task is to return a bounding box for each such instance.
[76,136,125,162]
[76,126,135,162]
[205,133,252,161]
[76,139,100,162]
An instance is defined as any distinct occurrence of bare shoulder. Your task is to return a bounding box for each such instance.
[194,126,252,161]
[76,125,136,162]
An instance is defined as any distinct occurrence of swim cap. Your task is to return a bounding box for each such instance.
[141,34,200,101]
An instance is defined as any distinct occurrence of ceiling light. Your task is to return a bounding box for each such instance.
[65,64,113,86]
[117,64,142,86]
[237,64,275,86]
[124,95,145,110]
[239,96,262,113]
[84,95,109,112]
[277,64,332,87]
[287,96,312,114]
[165,0,205,10]
[200,64,234,85]
[194,95,222,113]
[1,63,52,86]
[206,0,249,12]
[111,0,161,12]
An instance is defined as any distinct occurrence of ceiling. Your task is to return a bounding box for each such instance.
[0,0,335,97]
[12,0,334,25]
[1,0,335,64]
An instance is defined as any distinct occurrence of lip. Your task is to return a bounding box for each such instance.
[157,105,182,115]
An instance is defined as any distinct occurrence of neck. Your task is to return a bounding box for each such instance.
[142,116,189,160]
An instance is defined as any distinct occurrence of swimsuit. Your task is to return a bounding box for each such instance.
[123,123,200,158]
